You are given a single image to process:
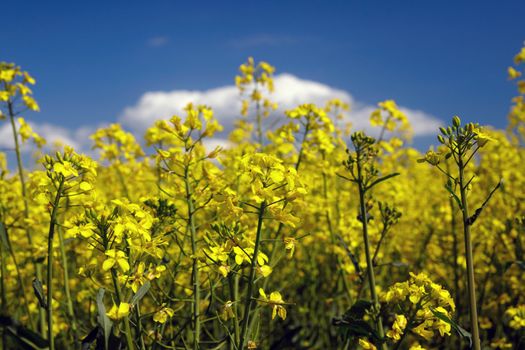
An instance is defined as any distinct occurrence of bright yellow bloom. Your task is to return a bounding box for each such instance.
[358,338,377,350]
[386,314,407,341]
[508,66,522,80]
[53,161,79,178]
[153,307,174,323]
[102,249,130,272]
[259,288,286,320]
[106,302,131,320]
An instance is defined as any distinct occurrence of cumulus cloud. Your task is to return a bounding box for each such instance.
[0,121,97,156]
[119,73,443,140]
[0,73,442,162]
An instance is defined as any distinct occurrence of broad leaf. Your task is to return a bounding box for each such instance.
[130,281,151,306]
[96,288,113,350]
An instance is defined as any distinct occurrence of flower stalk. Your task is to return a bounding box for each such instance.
[46,178,64,350]
[238,201,266,349]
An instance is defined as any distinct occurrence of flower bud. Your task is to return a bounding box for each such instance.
[452,116,461,128]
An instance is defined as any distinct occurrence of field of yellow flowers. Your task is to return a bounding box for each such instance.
[0,45,524,350]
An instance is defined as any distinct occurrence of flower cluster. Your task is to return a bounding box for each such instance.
[383,273,456,343]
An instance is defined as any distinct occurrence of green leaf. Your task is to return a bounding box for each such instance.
[504,260,525,272]
[0,315,49,349]
[96,288,113,350]
[343,300,373,321]
[431,308,472,347]
[32,278,47,309]
[81,327,99,350]
[334,300,385,345]
[336,173,355,183]
[0,222,11,251]
[366,172,400,191]
[333,318,383,343]
[130,281,151,306]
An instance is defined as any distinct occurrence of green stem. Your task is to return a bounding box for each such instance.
[322,156,352,302]
[1,241,8,350]
[111,268,135,350]
[356,159,387,350]
[8,101,43,332]
[184,165,200,350]
[46,179,64,350]
[255,98,263,147]
[228,274,240,345]
[8,102,30,243]
[36,264,46,336]
[57,227,78,345]
[135,301,146,350]
[238,202,266,349]
[458,157,481,350]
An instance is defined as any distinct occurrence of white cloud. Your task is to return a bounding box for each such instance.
[0,74,442,162]
[119,73,443,139]
[0,121,97,156]
[147,36,169,47]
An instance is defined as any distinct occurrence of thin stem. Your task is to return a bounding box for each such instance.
[46,179,65,350]
[1,223,33,327]
[135,301,146,350]
[458,155,481,350]
[238,202,266,349]
[8,100,44,332]
[184,164,200,350]
[8,101,31,243]
[0,241,7,350]
[295,120,310,171]
[111,268,136,350]
[356,157,387,350]
[255,98,263,147]
[57,226,79,345]
[227,274,240,345]
[322,153,352,302]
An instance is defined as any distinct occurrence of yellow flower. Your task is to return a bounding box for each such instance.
[102,249,130,272]
[259,288,287,320]
[514,46,525,64]
[413,320,434,340]
[508,66,522,80]
[106,302,131,320]
[153,307,174,323]
[283,237,296,258]
[417,150,441,166]
[53,161,79,177]
[67,222,96,238]
[358,338,377,350]
[22,95,40,111]
[506,305,525,329]
[474,129,497,147]
[386,314,407,341]
[220,301,235,321]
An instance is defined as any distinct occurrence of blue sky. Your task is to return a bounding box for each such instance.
[3,0,525,148]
